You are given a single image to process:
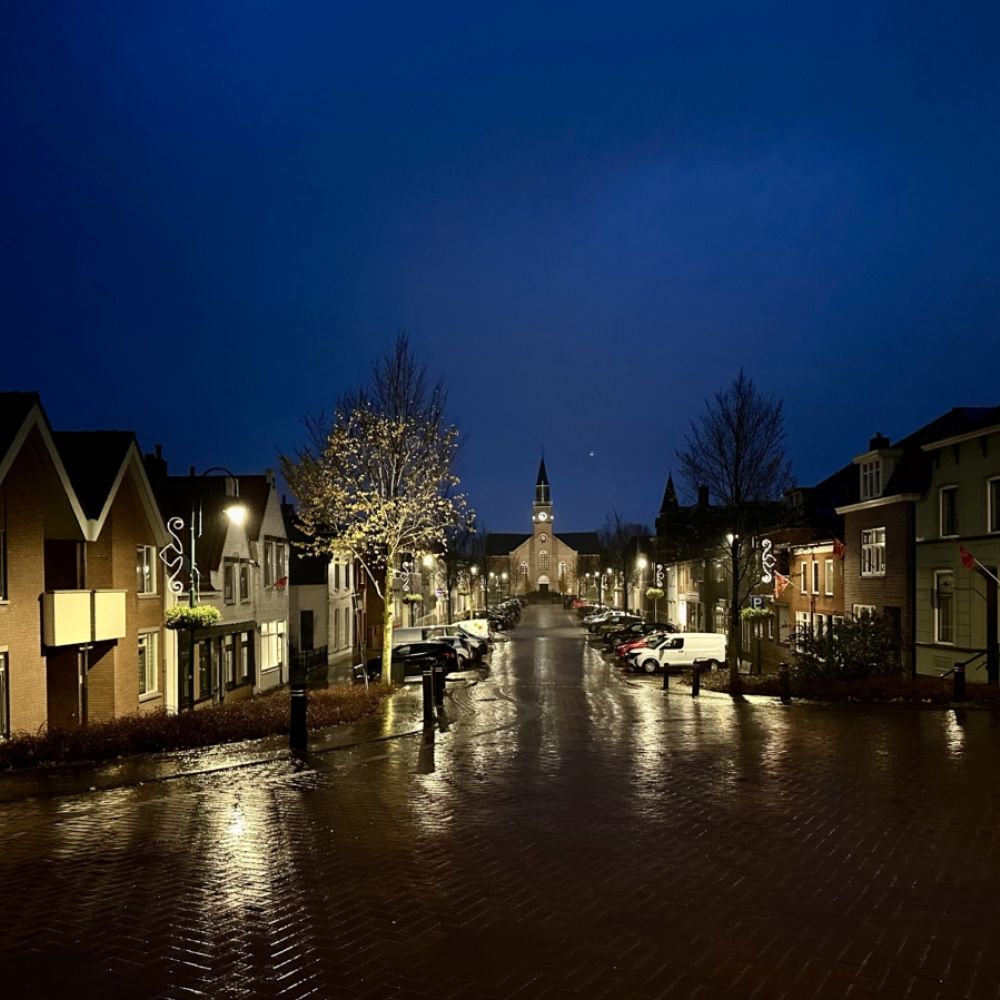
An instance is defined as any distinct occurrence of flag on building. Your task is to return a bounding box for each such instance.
[833,538,846,560]
[773,572,791,600]
[959,545,976,571]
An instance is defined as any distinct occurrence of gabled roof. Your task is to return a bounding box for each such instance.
[556,531,601,555]
[54,431,135,520]
[0,392,41,474]
[485,532,531,556]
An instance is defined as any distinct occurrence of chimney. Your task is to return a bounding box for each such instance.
[143,444,167,484]
[869,432,891,451]
[698,485,710,508]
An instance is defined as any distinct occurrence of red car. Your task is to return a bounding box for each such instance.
[616,636,651,659]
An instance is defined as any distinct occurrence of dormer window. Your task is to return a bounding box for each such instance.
[860,459,882,501]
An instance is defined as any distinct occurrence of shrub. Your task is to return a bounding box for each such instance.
[0,684,393,772]
[793,610,901,682]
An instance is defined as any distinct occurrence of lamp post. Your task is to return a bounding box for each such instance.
[183,468,247,711]
[501,570,508,601]
[636,556,648,620]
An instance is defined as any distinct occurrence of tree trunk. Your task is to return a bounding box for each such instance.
[383,564,398,684]
[729,538,743,694]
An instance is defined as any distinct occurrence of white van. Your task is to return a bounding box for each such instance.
[628,633,726,674]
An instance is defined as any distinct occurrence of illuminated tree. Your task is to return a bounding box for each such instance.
[281,335,471,683]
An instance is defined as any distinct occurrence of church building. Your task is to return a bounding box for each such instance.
[485,459,600,597]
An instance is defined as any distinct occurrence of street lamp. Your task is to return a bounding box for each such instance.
[637,556,648,620]
[183,467,247,710]
[501,570,508,600]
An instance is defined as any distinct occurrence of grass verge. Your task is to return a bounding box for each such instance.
[0,683,393,772]
[677,671,1000,705]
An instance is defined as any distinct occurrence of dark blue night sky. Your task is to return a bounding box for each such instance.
[4,2,999,534]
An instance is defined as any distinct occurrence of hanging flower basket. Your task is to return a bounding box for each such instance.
[401,592,424,604]
[645,587,664,600]
[740,606,772,621]
[164,605,223,630]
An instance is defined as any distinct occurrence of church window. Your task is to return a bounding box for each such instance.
[539,551,549,572]
[558,561,567,580]
[519,562,528,578]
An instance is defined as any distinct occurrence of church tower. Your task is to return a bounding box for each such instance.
[532,456,553,528]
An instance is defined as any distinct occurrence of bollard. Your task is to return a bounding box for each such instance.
[691,664,701,698]
[422,668,435,725]
[433,663,445,706]
[289,682,308,751]
[779,661,791,704]
[954,662,966,701]
[662,669,670,691]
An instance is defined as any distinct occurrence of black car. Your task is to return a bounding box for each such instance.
[603,621,677,647]
[354,641,458,683]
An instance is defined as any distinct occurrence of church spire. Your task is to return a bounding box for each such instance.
[659,473,679,515]
[534,454,551,507]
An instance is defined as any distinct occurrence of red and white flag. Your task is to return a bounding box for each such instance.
[833,538,846,560]
[773,572,791,600]
[959,545,976,571]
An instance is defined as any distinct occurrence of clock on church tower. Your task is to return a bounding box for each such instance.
[532,456,553,530]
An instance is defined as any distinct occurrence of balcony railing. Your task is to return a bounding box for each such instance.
[42,590,128,647]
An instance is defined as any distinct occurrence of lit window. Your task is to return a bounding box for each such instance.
[224,634,236,686]
[825,559,834,596]
[940,486,959,537]
[138,631,158,696]
[136,545,157,595]
[861,528,886,577]
[539,551,549,572]
[934,571,954,644]
[860,460,882,501]
[261,620,286,670]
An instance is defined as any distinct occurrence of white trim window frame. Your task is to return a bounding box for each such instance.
[136,544,157,595]
[825,558,834,597]
[800,562,807,593]
[988,477,1000,534]
[934,570,955,645]
[261,620,287,671]
[0,649,9,738]
[860,459,882,501]
[811,561,820,595]
[860,528,886,577]
[939,485,959,539]
[138,630,159,698]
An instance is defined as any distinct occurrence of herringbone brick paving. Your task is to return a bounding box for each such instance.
[3,605,1000,998]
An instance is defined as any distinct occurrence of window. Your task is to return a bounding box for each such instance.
[940,486,958,538]
[333,609,340,650]
[136,545,156,595]
[261,620,286,671]
[825,559,834,596]
[934,571,954,644]
[861,528,886,577]
[811,561,820,595]
[333,559,341,591]
[767,616,774,640]
[344,607,352,648]
[852,604,876,618]
[198,641,213,700]
[224,560,236,604]
[138,631,158,696]
[539,551,549,572]
[239,561,250,603]
[224,634,236,686]
[860,459,882,501]
[264,539,287,587]
[0,651,9,738]
[240,631,254,683]
[519,561,528,579]
[800,562,807,593]
[989,478,1000,534]
[0,529,6,601]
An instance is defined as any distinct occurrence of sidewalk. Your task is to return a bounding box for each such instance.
[0,676,477,804]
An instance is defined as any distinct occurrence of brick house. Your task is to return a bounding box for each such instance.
[914,407,1000,679]
[836,411,995,676]
[0,394,170,736]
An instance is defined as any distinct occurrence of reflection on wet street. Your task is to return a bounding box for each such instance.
[3,604,1000,998]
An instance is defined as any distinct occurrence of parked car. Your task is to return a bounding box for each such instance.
[603,622,676,647]
[616,630,675,659]
[627,633,726,674]
[354,642,459,683]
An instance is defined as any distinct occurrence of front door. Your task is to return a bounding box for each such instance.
[300,610,314,652]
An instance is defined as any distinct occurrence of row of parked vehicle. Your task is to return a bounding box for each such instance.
[354,598,527,683]
[573,600,726,674]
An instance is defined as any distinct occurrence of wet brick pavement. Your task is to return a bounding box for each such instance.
[3,604,1000,999]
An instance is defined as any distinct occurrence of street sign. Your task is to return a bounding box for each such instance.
[750,595,767,610]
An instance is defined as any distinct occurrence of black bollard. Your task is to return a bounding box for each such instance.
[954,662,966,701]
[289,681,308,751]
[433,663,445,706]
[691,664,701,698]
[779,661,791,704]
[662,670,670,691]
[422,668,435,725]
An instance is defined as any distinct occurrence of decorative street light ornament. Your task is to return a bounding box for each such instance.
[655,563,664,588]
[158,516,187,596]
[399,560,413,592]
[760,538,777,584]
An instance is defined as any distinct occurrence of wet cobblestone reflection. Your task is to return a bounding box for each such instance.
[4,604,1000,998]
